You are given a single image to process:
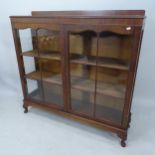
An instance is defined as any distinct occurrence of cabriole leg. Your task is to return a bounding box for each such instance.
[128,112,132,128]
[23,101,28,113]
[24,107,28,113]
[117,132,127,147]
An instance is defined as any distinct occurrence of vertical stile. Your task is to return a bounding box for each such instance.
[93,32,100,118]
[61,25,68,111]
[63,26,71,111]
[12,28,28,98]
[121,27,142,128]
[36,28,45,102]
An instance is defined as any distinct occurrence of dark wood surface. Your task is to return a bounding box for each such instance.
[21,50,129,70]
[25,71,125,98]
[10,10,145,147]
[32,10,145,18]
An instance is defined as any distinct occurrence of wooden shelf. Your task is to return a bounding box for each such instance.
[28,86,122,124]
[26,71,41,80]
[26,71,62,85]
[71,77,125,98]
[26,71,125,99]
[27,83,63,106]
[22,50,61,60]
[22,51,129,71]
[70,54,129,70]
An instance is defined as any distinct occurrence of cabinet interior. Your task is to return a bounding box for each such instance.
[19,28,133,125]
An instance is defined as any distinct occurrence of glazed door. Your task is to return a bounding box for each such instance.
[66,25,134,126]
[95,26,134,126]
[18,26,64,109]
[66,26,98,117]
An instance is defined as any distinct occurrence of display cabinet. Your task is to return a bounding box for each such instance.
[10,10,145,147]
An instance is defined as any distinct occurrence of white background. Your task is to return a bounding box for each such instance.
[0,0,155,154]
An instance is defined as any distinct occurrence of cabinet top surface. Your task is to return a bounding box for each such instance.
[10,10,145,19]
[10,10,145,28]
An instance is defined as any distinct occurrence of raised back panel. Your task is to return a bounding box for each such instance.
[32,10,145,18]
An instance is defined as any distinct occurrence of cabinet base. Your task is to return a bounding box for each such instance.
[23,99,129,147]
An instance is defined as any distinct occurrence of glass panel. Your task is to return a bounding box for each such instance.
[39,58,63,106]
[70,31,97,66]
[97,32,132,70]
[37,29,61,60]
[95,68,127,124]
[43,82,63,106]
[95,32,133,125]
[23,56,42,101]
[19,27,63,107]
[37,28,63,107]
[23,56,40,75]
[69,31,97,116]
[70,64,95,116]
[26,79,43,102]
[19,28,38,56]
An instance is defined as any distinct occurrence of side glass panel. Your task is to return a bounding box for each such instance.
[24,56,43,101]
[37,29,63,107]
[26,79,43,101]
[19,28,38,56]
[19,28,63,107]
[69,31,97,117]
[39,58,63,106]
[19,28,43,101]
[95,32,133,125]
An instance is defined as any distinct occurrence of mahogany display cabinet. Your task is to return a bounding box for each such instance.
[10,10,145,147]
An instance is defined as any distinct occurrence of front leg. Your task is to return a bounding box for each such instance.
[117,131,127,147]
[23,106,28,113]
[23,101,28,113]
[128,112,132,129]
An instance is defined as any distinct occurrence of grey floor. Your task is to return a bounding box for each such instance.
[0,96,154,155]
